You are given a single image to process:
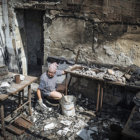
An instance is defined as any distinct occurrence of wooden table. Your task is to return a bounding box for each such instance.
[0,73,37,139]
[64,65,140,112]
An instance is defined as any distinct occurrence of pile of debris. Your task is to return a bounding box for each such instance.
[13,93,129,140]
[0,89,131,140]
[0,75,14,94]
[67,64,140,86]
[72,65,126,84]
[127,66,140,86]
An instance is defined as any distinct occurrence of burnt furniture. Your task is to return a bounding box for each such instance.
[0,72,37,138]
[64,64,124,112]
[64,64,140,112]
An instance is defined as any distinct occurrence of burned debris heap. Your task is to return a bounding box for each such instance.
[66,63,140,86]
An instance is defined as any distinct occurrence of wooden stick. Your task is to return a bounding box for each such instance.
[0,103,6,138]
[96,83,100,112]
[65,73,68,95]
[28,85,32,116]
[100,85,104,110]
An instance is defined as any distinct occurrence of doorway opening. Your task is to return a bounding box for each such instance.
[15,9,44,76]
[24,10,44,76]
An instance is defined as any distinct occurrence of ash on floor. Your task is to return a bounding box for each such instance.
[1,93,131,140]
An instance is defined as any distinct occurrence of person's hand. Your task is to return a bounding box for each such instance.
[38,99,47,109]
[62,70,66,75]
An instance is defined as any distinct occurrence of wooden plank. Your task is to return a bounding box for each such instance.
[122,106,140,139]
[6,124,24,135]
[14,116,32,129]
[0,103,5,137]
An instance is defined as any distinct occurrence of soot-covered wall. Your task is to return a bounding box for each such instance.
[10,0,140,68]
[43,11,140,66]
[6,0,140,104]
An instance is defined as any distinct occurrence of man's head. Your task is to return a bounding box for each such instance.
[47,62,58,78]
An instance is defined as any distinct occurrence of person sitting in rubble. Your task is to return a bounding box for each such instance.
[37,62,65,109]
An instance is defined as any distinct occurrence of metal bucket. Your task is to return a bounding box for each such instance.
[60,95,76,116]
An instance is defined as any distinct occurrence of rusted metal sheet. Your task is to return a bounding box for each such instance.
[14,116,32,129]
[6,124,25,135]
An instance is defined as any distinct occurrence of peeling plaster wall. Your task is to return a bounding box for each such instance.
[92,24,140,66]
[44,11,140,67]
[2,0,19,72]
[14,10,27,74]
[9,0,140,69]
[44,15,93,64]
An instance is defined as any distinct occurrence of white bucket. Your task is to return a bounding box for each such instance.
[60,95,76,116]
